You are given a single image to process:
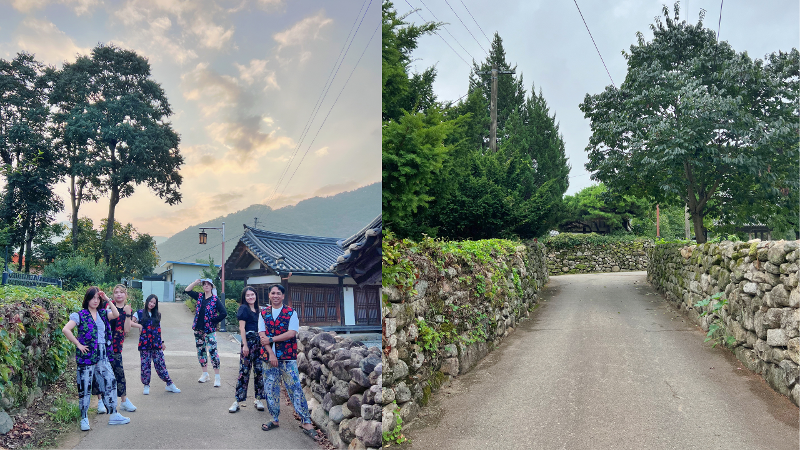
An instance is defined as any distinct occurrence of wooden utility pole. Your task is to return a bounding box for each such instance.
[477,64,515,152]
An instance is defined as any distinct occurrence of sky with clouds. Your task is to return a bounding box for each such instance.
[0,0,380,238]
[400,0,799,195]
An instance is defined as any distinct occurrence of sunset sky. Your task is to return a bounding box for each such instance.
[0,0,380,238]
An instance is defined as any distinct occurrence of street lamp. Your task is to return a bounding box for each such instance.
[199,222,226,331]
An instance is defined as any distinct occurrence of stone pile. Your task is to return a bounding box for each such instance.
[648,240,799,405]
[297,328,382,449]
[546,240,651,274]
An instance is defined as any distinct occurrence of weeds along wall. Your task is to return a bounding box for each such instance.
[381,236,548,438]
[296,328,382,449]
[543,233,652,274]
[647,240,800,406]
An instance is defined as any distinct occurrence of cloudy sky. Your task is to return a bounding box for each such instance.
[0,0,380,237]
[401,0,799,195]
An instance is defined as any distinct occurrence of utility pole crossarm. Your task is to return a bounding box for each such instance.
[475,65,516,152]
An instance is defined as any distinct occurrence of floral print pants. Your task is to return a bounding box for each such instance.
[194,330,220,369]
[77,347,117,419]
[235,332,265,401]
[140,349,173,386]
[91,351,126,397]
[262,360,311,424]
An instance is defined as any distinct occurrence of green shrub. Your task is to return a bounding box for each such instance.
[185,298,197,313]
[225,299,239,327]
[43,256,109,290]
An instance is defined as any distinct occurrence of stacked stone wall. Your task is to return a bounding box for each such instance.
[647,240,800,406]
[297,328,382,449]
[545,238,652,274]
[381,241,548,437]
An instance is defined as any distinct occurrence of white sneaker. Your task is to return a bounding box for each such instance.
[213,374,221,387]
[143,385,150,395]
[229,401,240,413]
[165,383,181,393]
[254,399,265,411]
[96,401,107,414]
[119,399,137,412]
[80,417,90,431]
[198,372,210,383]
[108,412,130,425]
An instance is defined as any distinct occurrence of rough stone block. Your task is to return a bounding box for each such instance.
[0,411,12,435]
[768,287,790,307]
[394,382,411,403]
[311,403,330,429]
[743,282,758,295]
[788,338,800,364]
[441,357,459,376]
[767,328,789,347]
[767,242,787,265]
[790,288,800,308]
[783,309,800,339]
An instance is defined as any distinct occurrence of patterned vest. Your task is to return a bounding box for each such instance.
[75,309,112,366]
[136,310,163,351]
[191,293,219,334]
[260,306,298,361]
[110,307,127,353]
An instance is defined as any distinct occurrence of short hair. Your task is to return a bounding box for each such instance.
[82,286,101,310]
[269,284,285,295]
[240,286,258,305]
[113,284,127,294]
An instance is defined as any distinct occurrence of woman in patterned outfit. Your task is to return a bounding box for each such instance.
[92,284,136,414]
[131,294,181,395]
[185,278,227,386]
[258,284,317,439]
[62,287,131,431]
[229,286,266,413]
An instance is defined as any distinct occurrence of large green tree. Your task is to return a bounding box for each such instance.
[56,44,184,261]
[580,4,799,243]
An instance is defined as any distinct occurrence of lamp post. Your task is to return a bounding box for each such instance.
[199,222,226,332]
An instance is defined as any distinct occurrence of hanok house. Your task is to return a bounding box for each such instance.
[223,223,381,333]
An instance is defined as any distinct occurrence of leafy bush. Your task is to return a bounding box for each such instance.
[43,255,109,290]
[225,299,239,328]
[185,298,196,314]
[542,232,650,250]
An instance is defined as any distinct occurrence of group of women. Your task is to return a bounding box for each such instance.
[62,279,317,440]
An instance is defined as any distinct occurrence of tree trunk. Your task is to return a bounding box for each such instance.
[70,174,80,252]
[104,184,119,264]
[691,210,707,243]
[17,244,23,272]
[24,236,32,273]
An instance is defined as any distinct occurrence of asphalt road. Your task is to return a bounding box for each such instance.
[70,302,318,449]
[403,271,800,450]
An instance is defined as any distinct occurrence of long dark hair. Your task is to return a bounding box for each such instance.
[142,294,161,323]
[240,286,258,307]
[83,286,101,310]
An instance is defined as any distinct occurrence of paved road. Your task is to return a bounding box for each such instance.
[403,272,800,450]
[71,302,318,449]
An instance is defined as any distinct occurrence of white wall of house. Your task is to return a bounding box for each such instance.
[246,275,282,285]
[343,286,355,325]
[164,263,220,286]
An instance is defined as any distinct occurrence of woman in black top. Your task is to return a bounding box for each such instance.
[185,278,227,387]
[229,286,266,413]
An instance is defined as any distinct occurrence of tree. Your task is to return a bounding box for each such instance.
[100,220,158,281]
[559,184,649,233]
[57,44,184,261]
[580,4,799,243]
[0,53,63,272]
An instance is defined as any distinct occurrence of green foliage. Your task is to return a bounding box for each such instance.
[559,183,649,232]
[48,395,80,424]
[694,292,736,348]
[416,317,442,352]
[580,3,799,244]
[382,410,407,445]
[225,299,239,327]
[543,232,650,250]
[185,298,197,314]
[382,230,418,303]
[43,255,109,290]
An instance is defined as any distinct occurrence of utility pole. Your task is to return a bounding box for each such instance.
[477,63,515,152]
[254,217,259,229]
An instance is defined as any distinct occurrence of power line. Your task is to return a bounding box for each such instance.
[263,0,373,214]
[717,0,724,40]
[277,23,380,199]
[443,0,487,55]
[459,0,491,44]
[572,0,615,89]
[167,232,244,266]
[405,1,472,69]
[415,0,479,63]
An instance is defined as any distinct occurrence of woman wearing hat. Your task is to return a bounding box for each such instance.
[185,278,227,387]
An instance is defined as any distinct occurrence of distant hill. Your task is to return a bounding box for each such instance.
[155,183,381,266]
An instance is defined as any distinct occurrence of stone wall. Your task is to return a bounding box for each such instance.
[381,240,548,437]
[297,328,382,449]
[545,237,652,274]
[647,240,799,406]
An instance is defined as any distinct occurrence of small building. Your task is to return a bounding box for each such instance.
[222,224,381,333]
[157,261,221,286]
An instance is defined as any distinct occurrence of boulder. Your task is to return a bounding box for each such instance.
[359,355,381,374]
[331,380,350,405]
[346,394,362,413]
[0,411,12,435]
[767,329,789,347]
[355,419,382,448]
[329,405,345,423]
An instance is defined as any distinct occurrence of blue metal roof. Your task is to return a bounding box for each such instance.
[239,226,344,274]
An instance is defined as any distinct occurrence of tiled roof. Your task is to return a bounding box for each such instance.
[240,226,344,274]
[330,215,381,280]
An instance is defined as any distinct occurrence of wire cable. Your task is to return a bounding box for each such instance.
[572,0,615,88]
[717,0,723,39]
[277,23,380,199]
[415,0,478,63]
[166,231,244,266]
[443,0,487,55]
[459,0,492,44]
[405,0,472,69]
[263,0,372,214]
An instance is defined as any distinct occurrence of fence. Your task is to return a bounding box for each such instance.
[1,271,62,288]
